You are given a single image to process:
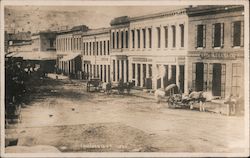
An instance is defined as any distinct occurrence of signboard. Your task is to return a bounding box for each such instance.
[133,57,153,62]
[84,60,91,64]
[200,52,237,60]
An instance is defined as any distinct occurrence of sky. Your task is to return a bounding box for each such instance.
[4,5,186,33]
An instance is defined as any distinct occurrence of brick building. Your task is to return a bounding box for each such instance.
[187,5,244,98]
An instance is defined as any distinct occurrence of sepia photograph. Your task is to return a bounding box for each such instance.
[1,0,249,157]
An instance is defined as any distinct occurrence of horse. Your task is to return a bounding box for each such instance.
[154,84,179,103]
[188,91,220,111]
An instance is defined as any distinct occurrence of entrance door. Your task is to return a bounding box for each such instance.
[143,64,146,87]
[137,64,141,86]
[212,63,222,96]
[195,63,204,91]
[179,65,185,93]
[163,65,169,88]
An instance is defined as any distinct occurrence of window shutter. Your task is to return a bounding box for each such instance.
[203,63,208,91]
[231,22,234,47]
[220,23,224,47]
[208,63,213,91]
[240,21,244,47]
[203,25,206,48]
[195,25,198,48]
[212,24,215,48]
[192,63,196,90]
[221,64,226,98]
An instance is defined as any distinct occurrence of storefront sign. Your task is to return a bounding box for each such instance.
[133,57,153,62]
[101,58,108,61]
[200,52,237,60]
[156,58,176,63]
[84,60,91,64]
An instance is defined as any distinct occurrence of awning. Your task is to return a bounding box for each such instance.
[60,53,81,62]
[9,51,56,60]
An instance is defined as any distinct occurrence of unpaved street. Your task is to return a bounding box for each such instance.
[6,77,245,153]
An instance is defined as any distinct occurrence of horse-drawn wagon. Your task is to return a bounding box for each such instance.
[86,78,102,92]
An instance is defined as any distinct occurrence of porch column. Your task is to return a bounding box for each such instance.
[135,63,138,86]
[176,64,180,87]
[152,64,157,90]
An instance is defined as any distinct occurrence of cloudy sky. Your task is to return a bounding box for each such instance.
[5,5,186,33]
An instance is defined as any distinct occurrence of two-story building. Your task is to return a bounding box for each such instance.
[187,5,244,98]
[56,25,89,77]
[81,28,111,82]
[110,9,188,93]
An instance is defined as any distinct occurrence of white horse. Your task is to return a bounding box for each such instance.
[189,91,220,111]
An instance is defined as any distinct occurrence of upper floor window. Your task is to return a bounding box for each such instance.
[112,32,115,49]
[232,21,244,47]
[96,42,99,55]
[164,26,168,48]
[107,40,110,55]
[89,42,92,55]
[212,23,224,48]
[196,24,206,48]
[180,24,184,47]
[104,41,106,55]
[100,41,103,55]
[157,27,161,48]
[121,31,124,48]
[131,30,135,48]
[125,31,128,48]
[142,29,146,48]
[93,42,95,55]
[148,28,152,48]
[137,29,140,48]
[172,25,176,48]
[116,32,119,48]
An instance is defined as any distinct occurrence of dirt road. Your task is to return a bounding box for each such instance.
[5,77,246,153]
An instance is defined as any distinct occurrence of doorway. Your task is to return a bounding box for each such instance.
[212,63,222,96]
[195,62,204,91]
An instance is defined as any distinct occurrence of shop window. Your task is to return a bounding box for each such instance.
[212,23,224,48]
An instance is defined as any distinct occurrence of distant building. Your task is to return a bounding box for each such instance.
[56,25,89,77]
[187,5,244,98]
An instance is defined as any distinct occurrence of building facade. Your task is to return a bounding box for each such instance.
[56,25,89,77]
[187,5,244,98]
[110,9,188,93]
[54,5,245,96]
[81,28,111,82]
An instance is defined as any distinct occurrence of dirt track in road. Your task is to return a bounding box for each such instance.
[6,78,246,153]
